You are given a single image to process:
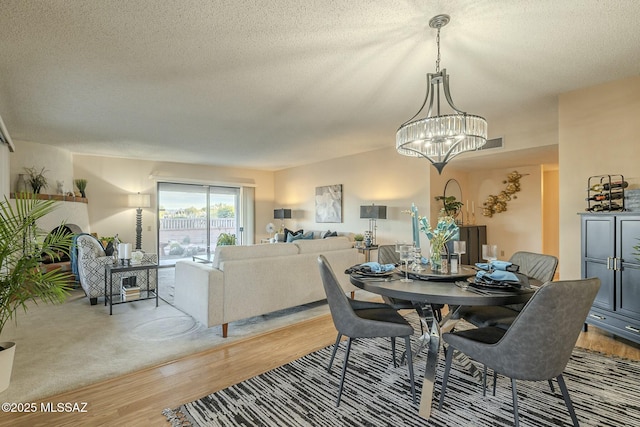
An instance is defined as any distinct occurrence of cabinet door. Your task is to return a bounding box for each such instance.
[586,260,615,310]
[582,215,615,310]
[616,216,640,318]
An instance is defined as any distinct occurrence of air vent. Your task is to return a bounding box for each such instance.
[478,137,503,151]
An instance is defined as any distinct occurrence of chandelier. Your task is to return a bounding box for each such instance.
[396,14,487,174]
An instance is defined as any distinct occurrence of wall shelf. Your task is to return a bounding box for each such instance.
[10,193,88,204]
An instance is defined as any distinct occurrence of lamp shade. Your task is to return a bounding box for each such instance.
[274,208,292,219]
[360,205,387,219]
[128,193,151,208]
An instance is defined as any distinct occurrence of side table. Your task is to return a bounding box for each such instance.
[357,245,379,262]
[104,262,158,315]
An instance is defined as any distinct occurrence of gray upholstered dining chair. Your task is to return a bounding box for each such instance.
[317,255,416,406]
[438,277,601,427]
[457,251,558,329]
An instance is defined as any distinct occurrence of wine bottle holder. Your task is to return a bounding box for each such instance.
[586,174,626,212]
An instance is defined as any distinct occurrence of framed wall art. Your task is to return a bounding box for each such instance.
[315,184,342,223]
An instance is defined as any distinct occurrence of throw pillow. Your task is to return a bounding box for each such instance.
[284,228,303,242]
[287,231,314,242]
[323,230,338,238]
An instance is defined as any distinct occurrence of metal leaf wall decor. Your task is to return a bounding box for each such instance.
[482,171,528,217]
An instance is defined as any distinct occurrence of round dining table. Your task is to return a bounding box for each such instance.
[349,266,536,419]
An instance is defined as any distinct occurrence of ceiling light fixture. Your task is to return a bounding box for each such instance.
[396,14,487,174]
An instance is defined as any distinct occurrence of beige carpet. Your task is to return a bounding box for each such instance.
[0,279,344,402]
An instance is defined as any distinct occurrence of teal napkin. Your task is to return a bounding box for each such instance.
[476,270,519,283]
[361,262,395,273]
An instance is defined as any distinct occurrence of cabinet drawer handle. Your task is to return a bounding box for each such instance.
[607,257,612,270]
[625,325,640,334]
[589,313,605,320]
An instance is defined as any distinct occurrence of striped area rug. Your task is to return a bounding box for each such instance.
[164,331,640,426]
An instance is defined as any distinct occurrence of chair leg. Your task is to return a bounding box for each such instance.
[336,337,353,407]
[327,333,342,373]
[391,337,398,368]
[482,365,488,397]
[511,378,520,427]
[492,369,497,396]
[404,336,417,404]
[438,343,455,410]
[556,374,580,427]
[548,379,556,393]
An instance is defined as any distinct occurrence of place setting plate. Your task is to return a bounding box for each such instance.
[399,265,477,281]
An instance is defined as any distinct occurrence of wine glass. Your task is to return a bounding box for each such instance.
[395,241,407,253]
[399,245,413,282]
[482,244,498,263]
[453,241,466,259]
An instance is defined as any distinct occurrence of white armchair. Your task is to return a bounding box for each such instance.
[75,234,157,305]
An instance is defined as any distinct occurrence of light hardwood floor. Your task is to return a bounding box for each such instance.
[1,313,638,427]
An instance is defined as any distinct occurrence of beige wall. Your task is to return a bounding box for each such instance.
[543,168,560,271]
[467,165,543,260]
[274,146,432,248]
[71,154,276,252]
[559,75,640,279]
[1,143,9,197]
[9,140,75,195]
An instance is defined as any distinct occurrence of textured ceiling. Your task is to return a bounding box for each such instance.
[1,1,639,171]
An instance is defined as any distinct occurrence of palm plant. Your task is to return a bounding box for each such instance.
[23,166,48,194]
[0,195,73,336]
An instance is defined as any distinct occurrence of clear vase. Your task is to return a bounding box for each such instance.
[430,243,443,272]
[15,174,28,194]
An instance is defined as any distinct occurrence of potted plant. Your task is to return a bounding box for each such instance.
[353,233,364,248]
[0,194,73,392]
[216,233,236,246]
[24,166,49,194]
[434,195,464,219]
[74,179,88,198]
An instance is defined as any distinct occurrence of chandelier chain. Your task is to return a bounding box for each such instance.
[435,27,441,73]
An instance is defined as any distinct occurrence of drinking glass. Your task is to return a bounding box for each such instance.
[399,245,413,282]
[453,240,466,257]
[482,244,498,263]
[395,241,407,253]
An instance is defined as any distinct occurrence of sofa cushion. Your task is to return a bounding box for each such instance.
[287,231,314,242]
[284,228,303,241]
[212,243,299,269]
[322,230,338,238]
[293,236,353,254]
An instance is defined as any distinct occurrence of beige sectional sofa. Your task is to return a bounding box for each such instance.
[174,236,364,337]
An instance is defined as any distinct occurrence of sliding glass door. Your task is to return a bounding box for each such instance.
[157,182,241,266]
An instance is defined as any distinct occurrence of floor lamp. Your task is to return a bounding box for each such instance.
[128,192,151,250]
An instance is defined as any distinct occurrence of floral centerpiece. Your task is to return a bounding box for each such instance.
[418,215,459,271]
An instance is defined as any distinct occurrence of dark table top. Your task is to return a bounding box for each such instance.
[349,271,535,306]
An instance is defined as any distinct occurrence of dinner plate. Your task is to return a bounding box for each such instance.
[466,276,520,290]
[400,265,476,281]
[354,270,395,278]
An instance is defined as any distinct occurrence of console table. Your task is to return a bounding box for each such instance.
[104,262,158,315]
